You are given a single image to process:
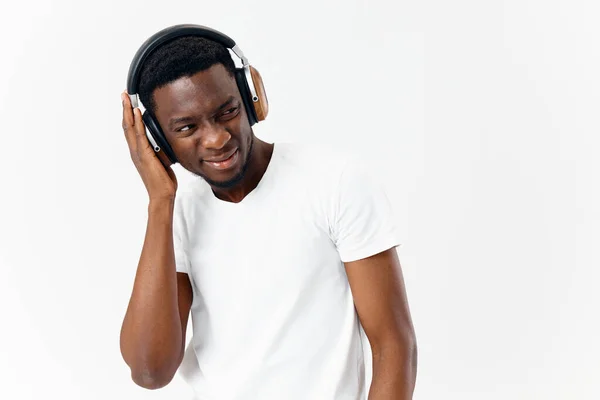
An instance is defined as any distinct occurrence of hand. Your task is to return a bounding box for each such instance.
[121,91,178,201]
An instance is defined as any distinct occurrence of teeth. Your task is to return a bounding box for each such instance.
[206,150,236,167]
[212,154,231,164]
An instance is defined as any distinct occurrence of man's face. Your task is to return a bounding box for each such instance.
[152,63,253,188]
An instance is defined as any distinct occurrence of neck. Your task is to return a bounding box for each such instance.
[211,138,274,203]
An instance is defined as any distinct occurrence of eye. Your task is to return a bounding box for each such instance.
[220,107,239,120]
[177,125,194,132]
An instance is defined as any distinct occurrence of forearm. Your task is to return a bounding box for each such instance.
[120,199,182,385]
[368,338,418,400]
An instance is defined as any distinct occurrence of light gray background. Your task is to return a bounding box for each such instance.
[0,0,597,399]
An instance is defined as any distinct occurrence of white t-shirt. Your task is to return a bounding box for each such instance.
[172,142,400,400]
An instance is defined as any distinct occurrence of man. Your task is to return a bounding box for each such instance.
[119,29,417,400]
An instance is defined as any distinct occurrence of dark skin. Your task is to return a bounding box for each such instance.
[153,63,274,203]
[120,63,417,398]
[346,249,418,399]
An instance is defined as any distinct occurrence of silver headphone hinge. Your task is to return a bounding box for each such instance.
[129,93,139,109]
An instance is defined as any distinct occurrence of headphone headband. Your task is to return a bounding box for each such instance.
[126,24,247,107]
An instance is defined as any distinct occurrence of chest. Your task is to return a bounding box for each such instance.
[185,193,345,308]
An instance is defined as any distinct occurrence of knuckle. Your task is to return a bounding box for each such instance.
[136,128,148,138]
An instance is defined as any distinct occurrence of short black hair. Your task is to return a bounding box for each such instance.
[138,35,236,114]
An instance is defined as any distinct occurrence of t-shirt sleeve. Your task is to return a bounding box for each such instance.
[329,157,401,263]
[173,197,191,274]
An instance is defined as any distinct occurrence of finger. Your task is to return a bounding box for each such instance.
[133,107,152,153]
[121,91,134,129]
[121,92,137,152]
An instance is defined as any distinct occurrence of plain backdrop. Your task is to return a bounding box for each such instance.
[0,0,598,399]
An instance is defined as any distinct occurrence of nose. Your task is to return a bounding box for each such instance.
[198,122,231,150]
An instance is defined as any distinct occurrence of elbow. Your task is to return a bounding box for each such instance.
[401,328,418,365]
[120,338,183,390]
[131,365,176,390]
[405,329,417,355]
[407,332,418,368]
[372,328,418,365]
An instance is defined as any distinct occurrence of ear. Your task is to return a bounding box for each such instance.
[249,66,269,121]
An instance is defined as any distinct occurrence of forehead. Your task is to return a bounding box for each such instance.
[153,63,238,116]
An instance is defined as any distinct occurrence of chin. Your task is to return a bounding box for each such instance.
[192,154,249,189]
[201,168,246,189]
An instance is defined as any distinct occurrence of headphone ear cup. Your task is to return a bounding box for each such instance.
[235,68,258,126]
[248,66,268,122]
[142,111,178,164]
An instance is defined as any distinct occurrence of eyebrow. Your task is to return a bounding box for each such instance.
[168,96,237,130]
[213,96,236,114]
[168,116,195,130]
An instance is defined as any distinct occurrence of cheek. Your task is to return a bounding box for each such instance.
[224,117,251,145]
[170,138,197,162]
[234,105,252,131]
[227,114,246,134]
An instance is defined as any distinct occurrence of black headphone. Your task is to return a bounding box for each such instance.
[126,24,269,165]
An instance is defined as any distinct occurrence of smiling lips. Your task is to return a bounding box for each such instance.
[203,148,239,170]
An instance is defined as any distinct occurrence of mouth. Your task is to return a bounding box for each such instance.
[203,148,239,171]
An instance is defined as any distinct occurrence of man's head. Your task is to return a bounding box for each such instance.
[138,36,254,189]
